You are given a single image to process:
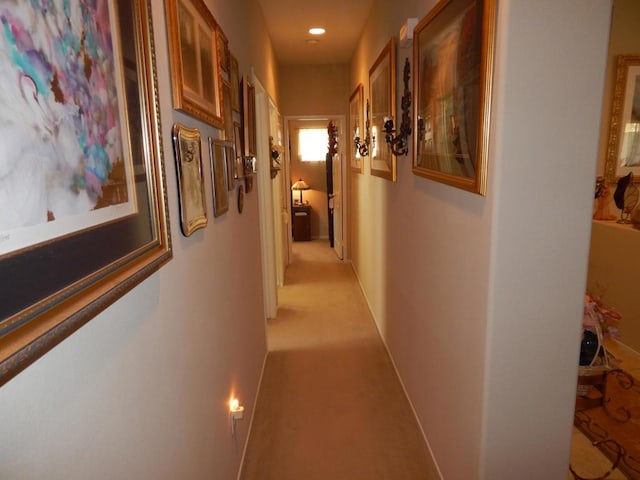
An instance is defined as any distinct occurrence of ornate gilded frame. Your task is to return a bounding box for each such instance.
[165,0,224,128]
[0,0,172,386]
[172,124,208,235]
[412,0,496,195]
[209,138,230,217]
[605,55,640,184]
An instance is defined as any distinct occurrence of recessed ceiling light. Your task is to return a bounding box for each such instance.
[308,27,326,35]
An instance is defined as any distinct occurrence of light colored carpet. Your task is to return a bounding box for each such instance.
[239,240,441,480]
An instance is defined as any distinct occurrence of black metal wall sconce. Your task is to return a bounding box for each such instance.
[383,58,412,156]
[354,99,373,157]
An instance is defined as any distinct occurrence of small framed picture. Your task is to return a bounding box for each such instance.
[224,142,236,191]
[235,154,246,180]
[230,54,241,113]
[208,137,229,217]
[217,27,230,74]
[172,123,207,236]
[222,80,234,141]
[242,75,256,157]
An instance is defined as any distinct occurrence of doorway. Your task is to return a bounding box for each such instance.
[285,116,346,261]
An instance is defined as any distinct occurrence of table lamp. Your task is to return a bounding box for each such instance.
[291,178,310,205]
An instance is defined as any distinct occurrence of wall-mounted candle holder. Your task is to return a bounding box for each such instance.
[354,99,372,157]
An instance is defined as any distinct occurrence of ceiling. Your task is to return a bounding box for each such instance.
[256,0,375,65]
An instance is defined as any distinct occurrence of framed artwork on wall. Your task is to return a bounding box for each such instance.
[605,55,640,184]
[217,27,230,75]
[369,38,397,181]
[208,138,229,217]
[172,123,208,236]
[222,79,234,141]
[165,0,224,128]
[230,54,241,113]
[349,83,365,174]
[242,75,257,157]
[230,123,242,190]
[0,0,172,386]
[412,0,497,195]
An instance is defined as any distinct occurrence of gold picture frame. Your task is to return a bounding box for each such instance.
[172,123,208,236]
[242,75,257,157]
[349,83,365,174]
[412,0,496,195]
[0,0,172,386]
[230,123,242,190]
[605,55,640,184]
[369,38,397,181]
[230,54,241,113]
[165,0,224,128]
[217,27,230,75]
[209,138,230,217]
[222,79,234,141]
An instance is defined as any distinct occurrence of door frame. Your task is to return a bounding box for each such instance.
[283,115,347,261]
[253,71,278,319]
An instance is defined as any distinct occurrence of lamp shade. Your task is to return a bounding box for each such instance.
[291,179,310,191]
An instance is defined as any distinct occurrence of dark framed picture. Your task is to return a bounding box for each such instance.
[242,75,257,157]
[217,27,230,74]
[0,0,172,386]
[412,0,497,195]
[605,55,640,183]
[230,54,241,113]
[222,80,234,141]
[369,38,396,181]
[208,138,229,217]
[165,0,224,128]
[226,136,237,191]
[349,83,365,174]
[234,153,246,180]
[172,123,208,236]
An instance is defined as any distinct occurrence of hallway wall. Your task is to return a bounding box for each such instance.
[0,1,277,479]
[348,0,611,478]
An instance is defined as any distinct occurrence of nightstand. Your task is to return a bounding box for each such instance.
[292,204,311,241]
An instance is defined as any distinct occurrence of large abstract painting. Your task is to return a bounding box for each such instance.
[0,0,172,386]
[0,0,136,255]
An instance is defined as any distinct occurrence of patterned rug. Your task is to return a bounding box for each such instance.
[574,369,640,479]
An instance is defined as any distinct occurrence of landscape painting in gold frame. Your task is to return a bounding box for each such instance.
[604,55,640,184]
[165,0,224,128]
[412,0,496,195]
[0,0,172,386]
[369,38,396,181]
[349,83,364,174]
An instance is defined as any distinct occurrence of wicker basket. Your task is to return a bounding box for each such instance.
[577,323,611,398]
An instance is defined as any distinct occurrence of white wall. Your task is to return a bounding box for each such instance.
[349,0,611,478]
[0,1,277,478]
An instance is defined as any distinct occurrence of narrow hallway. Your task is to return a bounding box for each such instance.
[240,241,440,479]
